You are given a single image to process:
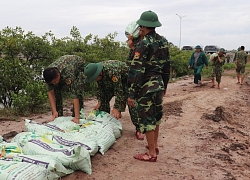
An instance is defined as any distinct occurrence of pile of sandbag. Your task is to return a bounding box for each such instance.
[0,110,122,180]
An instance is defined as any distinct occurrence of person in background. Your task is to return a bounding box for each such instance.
[226,54,230,63]
[43,55,85,124]
[84,60,129,119]
[127,10,170,162]
[210,48,226,89]
[188,45,208,86]
[233,47,241,62]
[235,46,248,85]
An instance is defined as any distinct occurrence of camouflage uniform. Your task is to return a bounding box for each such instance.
[211,55,225,83]
[96,60,129,113]
[236,51,248,74]
[127,30,170,133]
[46,55,85,116]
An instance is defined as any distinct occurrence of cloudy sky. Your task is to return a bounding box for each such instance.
[1,0,250,50]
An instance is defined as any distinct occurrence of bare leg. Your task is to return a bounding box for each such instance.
[145,130,157,157]
[217,82,220,89]
[154,125,159,148]
[211,79,215,88]
[237,73,240,83]
[241,74,244,85]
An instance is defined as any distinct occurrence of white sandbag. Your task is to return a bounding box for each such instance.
[12,131,98,157]
[11,132,46,147]
[79,122,116,155]
[25,119,64,133]
[21,139,92,174]
[10,154,74,177]
[209,53,218,61]
[48,116,81,132]
[51,132,99,156]
[0,142,22,158]
[0,159,59,180]
[125,20,140,38]
[85,110,122,138]
[0,135,3,143]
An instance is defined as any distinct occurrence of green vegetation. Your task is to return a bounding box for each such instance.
[0,26,248,118]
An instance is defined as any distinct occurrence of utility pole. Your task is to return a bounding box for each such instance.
[176,14,186,50]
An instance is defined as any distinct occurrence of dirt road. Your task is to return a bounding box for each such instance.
[1,70,250,180]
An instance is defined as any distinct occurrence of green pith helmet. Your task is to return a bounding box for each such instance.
[84,62,103,83]
[136,10,162,27]
[219,48,226,53]
[195,45,201,49]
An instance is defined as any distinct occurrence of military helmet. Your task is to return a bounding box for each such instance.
[84,62,103,83]
[195,45,202,49]
[219,48,226,54]
[136,10,162,27]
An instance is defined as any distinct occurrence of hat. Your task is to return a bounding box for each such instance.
[219,48,226,54]
[195,45,202,49]
[136,10,162,27]
[84,63,103,83]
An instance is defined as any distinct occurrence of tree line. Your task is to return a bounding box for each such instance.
[0,26,195,115]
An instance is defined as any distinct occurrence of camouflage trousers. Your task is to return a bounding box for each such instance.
[211,66,222,83]
[98,91,126,114]
[128,104,140,131]
[136,91,164,133]
[54,87,84,117]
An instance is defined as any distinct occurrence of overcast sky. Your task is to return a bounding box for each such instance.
[1,0,250,50]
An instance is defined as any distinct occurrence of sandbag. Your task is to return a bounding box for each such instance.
[79,121,116,155]
[125,20,140,38]
[10,154,74,177]
[48,116,81,132]
[25,119,64,133]
[20,139,92,174]
[0,159,59,180]
[84,110,122,138]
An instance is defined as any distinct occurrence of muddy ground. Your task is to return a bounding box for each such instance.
[1,70,250,180]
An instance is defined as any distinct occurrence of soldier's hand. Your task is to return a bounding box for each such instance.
[72,117,80,124]
[188,65,190,69]
[111,108,122,119]
[127,98,135,107]
[51,111,58,121]
[94,102,101,110]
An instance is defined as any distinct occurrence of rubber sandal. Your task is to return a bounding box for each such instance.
[145,145,159,155]
[136,130,144,140]
[134,153,157,162]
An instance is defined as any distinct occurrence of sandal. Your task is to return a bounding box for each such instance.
[134,153,157,162]
[136,130,144,140]
[145,145,159,155]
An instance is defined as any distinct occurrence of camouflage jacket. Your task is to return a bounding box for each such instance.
[212,55,226,69]
[127,30,170,99]
[97,60,129,112]
[236,51,248,66]
[46,55,85,99]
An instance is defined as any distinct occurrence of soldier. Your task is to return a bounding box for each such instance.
[43,55,85,124]
[127,10,170,162]
[233,47,241,62]
[235,46,248,85]
[226,54,230,63]
[188,45,208,86]
[84,60,129,119]
[125,20,145,140]
[210,48,226,89]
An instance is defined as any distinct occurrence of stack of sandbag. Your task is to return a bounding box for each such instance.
[0,110,123,179]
